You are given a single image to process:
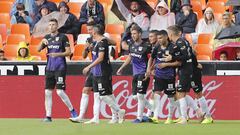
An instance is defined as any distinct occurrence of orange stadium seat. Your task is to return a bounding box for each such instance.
[192,0,206,10]
[30,36,43,46]
[195,44,213,59]
[68,2,83,18]
[72,44,86,60]
[0,24,8,44]
[197,33,213,44]
[0,1,13,13]
[29,45,47,60]
[0,35,3,49]
[81,24,88,34]
[109,34,121,57]
[191,1,203,20]
[0,0,15,2]
[3,45,19,59]
[185,34,193,46]
[11,24,31,43]
[146,0,158,5]
[106,24,124,34]
[207,1,226,14]
[197,55,211,60]
[6,34,26,46]
[98,0,113,6]
[0,13,11,29]
[48,0,62,3]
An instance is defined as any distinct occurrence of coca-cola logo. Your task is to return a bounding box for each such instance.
[100,80,223,119]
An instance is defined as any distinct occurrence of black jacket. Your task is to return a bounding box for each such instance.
[176,10,198,33]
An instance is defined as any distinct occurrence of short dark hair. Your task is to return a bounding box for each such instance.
[0,49,4,54]
[167,25,182,36]
[87,22,95,27]
[130,25,142,34]
[158,30,168,36]
[49,18,58,24]
[93,24,105,35]
[220,51,228,57]
[16,3,25,10]
[149,30,160,36]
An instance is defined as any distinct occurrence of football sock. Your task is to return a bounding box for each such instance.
[110,94,118,120]
[153,94,161,119]
[179,97,188,119]
[93,92,100,120]
[198,96,211,117]
[79,93,89,119]
[185,95,199,111]
[168,97,176,119]
[56,89,74,111]
[45,89,53,117]
[137,93,145,121]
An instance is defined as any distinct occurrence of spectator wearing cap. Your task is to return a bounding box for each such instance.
[33,4,50,27]
[58,1,79,41]
[150,0,175,31]
[79,0,105,33]
[115,0,150,39]
[33,0,57,20]
[175,0,197,34]
[11,3,33,28]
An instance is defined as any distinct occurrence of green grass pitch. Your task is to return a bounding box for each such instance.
[0,119,239,135]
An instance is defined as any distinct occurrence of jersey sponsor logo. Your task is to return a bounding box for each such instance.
[56,37,59,41]
[48,45,60,49]
[130,53,142,58]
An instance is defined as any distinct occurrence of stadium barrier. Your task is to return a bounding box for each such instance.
[0,62,239,120]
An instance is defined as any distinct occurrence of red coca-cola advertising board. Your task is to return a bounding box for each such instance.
[0,76,239,120]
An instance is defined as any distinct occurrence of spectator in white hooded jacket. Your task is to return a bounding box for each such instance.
[150,0,175,31]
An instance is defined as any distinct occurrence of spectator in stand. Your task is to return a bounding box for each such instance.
[192,7,219,43]
[235,48,240,61]
[33,0,57,20]
[79,0,105,33]
[162,0,181,14]
[0,50,7,61]
[233,6,240,25]
[219,51,228,61]
[33,5,50,26]
[16,42,37,61]
[150,0,175,31]
[11,3,33,28]
[10,0,35,17]
[212,12,240,49]
[175,0,197,34]
[115,0,150,39]
[58,2,79,41]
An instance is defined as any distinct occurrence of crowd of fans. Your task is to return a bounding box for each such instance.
[0,0,240,61]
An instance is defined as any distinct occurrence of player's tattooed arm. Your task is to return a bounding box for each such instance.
[117,55,131,75]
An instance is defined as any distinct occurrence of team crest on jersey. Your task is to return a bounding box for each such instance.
[138,47,143,51]
[99,47,105,51]
[56,37,59,41]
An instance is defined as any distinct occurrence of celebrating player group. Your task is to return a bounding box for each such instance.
[39,19,213,124]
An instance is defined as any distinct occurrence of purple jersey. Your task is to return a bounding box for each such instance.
[129,41,151,76]
[44,33,70,71]
[91,38,112,77]
[151,43,176,79]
